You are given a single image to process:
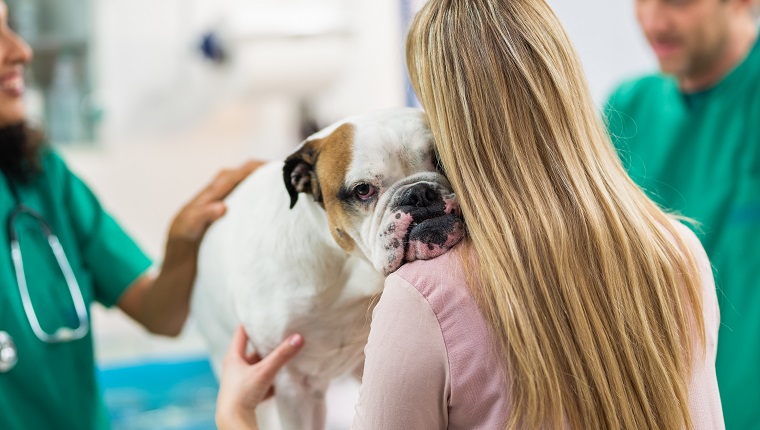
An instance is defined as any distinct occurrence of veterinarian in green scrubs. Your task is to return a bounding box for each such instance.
[0,150,152,430]
[605,1,760,427]
[0,2,258,427]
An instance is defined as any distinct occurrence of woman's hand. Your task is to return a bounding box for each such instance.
[168,160,265,246]
[216,326,304,430]
[118,160,264,336]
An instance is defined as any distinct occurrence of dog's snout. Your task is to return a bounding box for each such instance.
[400,184,440,208]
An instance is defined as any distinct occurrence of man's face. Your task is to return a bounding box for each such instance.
[636,0,735,79]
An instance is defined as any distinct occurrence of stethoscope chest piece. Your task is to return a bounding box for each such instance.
[0,331,18,373]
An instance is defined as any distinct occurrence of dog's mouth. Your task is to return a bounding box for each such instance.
[403,212,464,261]
[379,195,465,275]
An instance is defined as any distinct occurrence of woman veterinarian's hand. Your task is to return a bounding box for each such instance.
[168,160,264,245]
[216,326,304,430]
[117,160,265,336]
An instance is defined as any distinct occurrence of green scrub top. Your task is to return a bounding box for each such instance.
[0,150,152,430]
[606,37,760,430]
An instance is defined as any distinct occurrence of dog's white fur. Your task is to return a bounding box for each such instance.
[191,108,463,429]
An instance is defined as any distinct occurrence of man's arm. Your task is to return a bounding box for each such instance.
[118,160,264,336]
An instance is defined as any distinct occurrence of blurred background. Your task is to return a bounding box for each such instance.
[6,0,656,428]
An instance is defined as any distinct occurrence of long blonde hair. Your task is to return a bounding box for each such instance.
[406,1,705,429]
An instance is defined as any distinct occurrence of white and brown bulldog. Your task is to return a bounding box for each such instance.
[191,108,464,430]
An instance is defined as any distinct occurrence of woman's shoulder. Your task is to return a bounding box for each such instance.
[38,148,68,175]
[27,147,71,186]
[665,218,720,343]
[667,218,703,253]
[665,218,714,290]
[385,243,483,342]
[391,244,469,300]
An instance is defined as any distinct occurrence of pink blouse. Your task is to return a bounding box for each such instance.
[352,221,724,429]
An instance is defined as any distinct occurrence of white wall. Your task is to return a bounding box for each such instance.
[93,0,405,143]
[549,0,657,104]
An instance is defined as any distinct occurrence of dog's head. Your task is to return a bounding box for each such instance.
[283,108,464,275]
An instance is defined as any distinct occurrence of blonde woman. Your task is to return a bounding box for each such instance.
[217,0,725,429]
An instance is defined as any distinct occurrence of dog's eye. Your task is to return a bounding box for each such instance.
[354,183,376,200]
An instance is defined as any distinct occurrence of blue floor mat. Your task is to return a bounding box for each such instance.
[98,357,219,430]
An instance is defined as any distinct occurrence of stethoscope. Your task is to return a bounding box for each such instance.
[0,171,89,373]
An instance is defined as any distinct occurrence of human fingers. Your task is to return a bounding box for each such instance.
[168,202,226,242]
[194,160,265,205]
[257,334,304,382]
[223,326,251,367]
[245,350,262,365]
[231,326,249,359]
[263,386,275,401]
[191,202,227,229]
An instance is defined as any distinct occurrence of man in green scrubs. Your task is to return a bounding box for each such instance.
[605,1,759,428]
[0,2,260,428]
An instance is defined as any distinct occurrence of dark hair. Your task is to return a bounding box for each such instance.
[0,123,44,182]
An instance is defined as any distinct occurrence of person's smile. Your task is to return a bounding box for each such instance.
[0,67,24,98]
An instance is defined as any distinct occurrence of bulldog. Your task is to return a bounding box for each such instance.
[191,108,465,429]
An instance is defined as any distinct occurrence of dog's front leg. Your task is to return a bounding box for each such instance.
[274,368,328,430]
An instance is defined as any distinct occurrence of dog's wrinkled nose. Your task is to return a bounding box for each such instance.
[399,184,441,207]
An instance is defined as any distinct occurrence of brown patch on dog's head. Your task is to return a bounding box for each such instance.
[283,123,357,252]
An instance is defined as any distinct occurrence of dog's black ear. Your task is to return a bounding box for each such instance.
[283,142,322,209]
